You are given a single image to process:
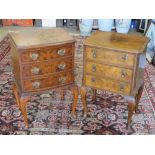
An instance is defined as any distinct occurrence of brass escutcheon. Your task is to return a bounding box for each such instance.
[91,77,96,83]
[120,83,125,91]
[121,70,126,78]
[30,53,39,61]
[92,64,96,72]
[58,63,66,70]
[32,81,40,89]
[92,49,97,58]
[31,67,40,74]
[57,49,65,56]
[59,76,66,83]
[121,54,128,60]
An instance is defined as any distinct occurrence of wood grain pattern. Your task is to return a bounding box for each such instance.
[10,40,22,91]
[10,28,77,127]
[85,47,135,68]
[22,57,73,78]
[85,62,133,82]
[84,31,149,53]
[77,31,149,126]
[124,96,136,127]
[71,86,79,118]
[85,75,131,95]
[9,32,75,95]
[80,86,87,117]
[23,71,74,92]
[20,44,73,62]
[8,28,75,49]
[12,84,30,128]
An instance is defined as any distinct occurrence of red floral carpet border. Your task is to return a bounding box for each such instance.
[0,35,155,135]
[144,63,155,112]
[0,36,10,62]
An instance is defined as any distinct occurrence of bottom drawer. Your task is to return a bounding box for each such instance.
[85,75,131,95]
[23,72,74,92]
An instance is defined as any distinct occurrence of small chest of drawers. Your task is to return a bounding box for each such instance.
[72,31,149,127]
[9,28,78,127]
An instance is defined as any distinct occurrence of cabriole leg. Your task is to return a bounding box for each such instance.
[80,86,87,118]
[71,85,79,118]
[124,96,136,128]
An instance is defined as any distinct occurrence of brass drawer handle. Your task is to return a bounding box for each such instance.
[121,70,127,78]
[121,54,128,60]
[92,64,96,72]
[59,76,67,84]
[31,67,40,74]
[91,77,96,83]
[32,81,40,89]
[58,63,66,70]
[119,83,125,92]
[30,53,39,61]
[57,49,65,56]
[92,49,97,58]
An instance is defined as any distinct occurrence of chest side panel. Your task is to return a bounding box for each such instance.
[10,42,22,92]
[131,53,146,96]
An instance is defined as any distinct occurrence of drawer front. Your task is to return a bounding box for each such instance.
[22,58,73,77]
[85,47,135,68]
[21,44,73,62]
[23,72,74,92]
[85,75,131,95]
[85,62,133,82]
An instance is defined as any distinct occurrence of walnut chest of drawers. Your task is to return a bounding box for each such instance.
[9,28,78,127]
[72,31,149,127]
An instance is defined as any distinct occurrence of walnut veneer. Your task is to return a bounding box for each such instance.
[72,31,149,127]
[9,28,78,128]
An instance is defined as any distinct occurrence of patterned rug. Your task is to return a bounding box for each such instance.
[0,35,155,135]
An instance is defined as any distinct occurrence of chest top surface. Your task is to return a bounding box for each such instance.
[8,28,75,49]
[84,31,149,53]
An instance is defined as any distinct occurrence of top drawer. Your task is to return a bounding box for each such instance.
[85,46,135,68]
[20,44,74,62]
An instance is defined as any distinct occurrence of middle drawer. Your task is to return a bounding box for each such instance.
[85,62,133,82]
[22,57,73,78]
